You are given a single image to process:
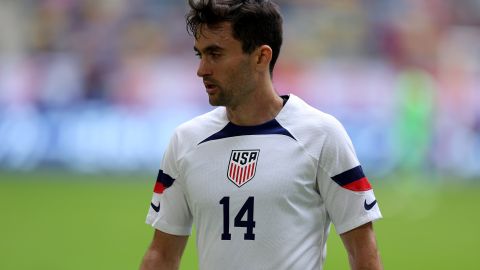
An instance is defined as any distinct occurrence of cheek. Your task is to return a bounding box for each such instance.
[221,65,240,85]
[220,58,253,88]
[236,63,255,85]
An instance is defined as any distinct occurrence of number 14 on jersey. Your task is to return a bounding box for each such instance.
[219,196,256,240]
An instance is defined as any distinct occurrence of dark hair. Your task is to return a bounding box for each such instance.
[186,0,283,75]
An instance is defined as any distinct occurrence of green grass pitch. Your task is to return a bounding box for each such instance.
[0,171,478,269]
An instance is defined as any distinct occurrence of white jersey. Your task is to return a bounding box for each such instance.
[146,94,382,270]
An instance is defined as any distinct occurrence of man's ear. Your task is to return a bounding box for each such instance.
[254,45,272,72]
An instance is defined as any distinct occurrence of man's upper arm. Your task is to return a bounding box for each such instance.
[146,132,193,235]
[316,116,382,234]
[340,222,382,270]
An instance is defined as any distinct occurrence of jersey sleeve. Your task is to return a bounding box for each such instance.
[145,133,193,236]
[316,117,382,234]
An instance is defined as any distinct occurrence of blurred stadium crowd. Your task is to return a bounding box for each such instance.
[0,0,479,177]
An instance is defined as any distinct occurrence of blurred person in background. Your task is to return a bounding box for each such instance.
[140,1,382,269]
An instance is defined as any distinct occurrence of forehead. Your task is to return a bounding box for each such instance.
[194,22,239,49]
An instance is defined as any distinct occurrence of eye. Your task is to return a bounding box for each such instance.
[209,52,221,59]
[195,52,202,59]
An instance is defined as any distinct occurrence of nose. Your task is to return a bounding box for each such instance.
[197,59,212,77]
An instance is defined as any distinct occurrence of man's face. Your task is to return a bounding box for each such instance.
[194,22,256,107]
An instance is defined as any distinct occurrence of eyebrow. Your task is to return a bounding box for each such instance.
[193,45,225,54]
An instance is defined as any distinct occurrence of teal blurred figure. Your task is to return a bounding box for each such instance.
[393,69,435,172]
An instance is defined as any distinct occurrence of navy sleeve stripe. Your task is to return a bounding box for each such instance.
[331,165,365,186]
[157,169,175,188]
[198,119,296,145]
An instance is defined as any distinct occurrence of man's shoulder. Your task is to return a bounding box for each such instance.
[279,94,351,157]
[282,94,344,134]
[173,107,227,143]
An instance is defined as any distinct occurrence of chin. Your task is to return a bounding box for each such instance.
[208,95,227,107]
[208,97,221,106]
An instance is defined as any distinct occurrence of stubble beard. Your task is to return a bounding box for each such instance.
[208,85,229,107]
[208,84,254,109]
[208,60,255,108]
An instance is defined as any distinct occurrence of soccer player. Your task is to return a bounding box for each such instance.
[140,0,383,269]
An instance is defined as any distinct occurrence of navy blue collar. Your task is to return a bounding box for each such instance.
[198,95,294,145]
[198,118,295,145]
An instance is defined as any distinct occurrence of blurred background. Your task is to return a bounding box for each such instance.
[0,0,479,269]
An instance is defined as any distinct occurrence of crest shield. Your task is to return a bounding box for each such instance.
[227,150,260,187]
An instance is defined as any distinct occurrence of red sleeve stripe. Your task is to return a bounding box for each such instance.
[154,182,166,194]
[342,177,372,191]
[331,165,372,191]
[153,170,175,194]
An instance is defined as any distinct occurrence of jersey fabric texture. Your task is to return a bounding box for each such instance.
[146,94,382,270]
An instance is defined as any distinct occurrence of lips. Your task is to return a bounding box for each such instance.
[203,80,218,94]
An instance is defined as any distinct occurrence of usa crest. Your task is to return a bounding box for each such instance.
[227,150,260,187]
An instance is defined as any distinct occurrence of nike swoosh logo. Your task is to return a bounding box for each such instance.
[364,199,377,210]
[150,202,160,212]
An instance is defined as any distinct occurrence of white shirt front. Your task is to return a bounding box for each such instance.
[146,94,382,270]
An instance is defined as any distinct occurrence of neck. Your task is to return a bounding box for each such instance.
[226,81,284,126]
